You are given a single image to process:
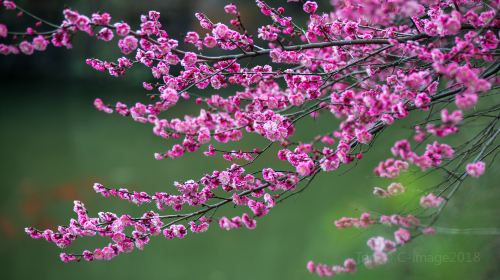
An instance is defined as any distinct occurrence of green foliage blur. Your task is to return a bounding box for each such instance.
[1,1,499,279]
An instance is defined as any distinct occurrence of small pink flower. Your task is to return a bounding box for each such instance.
[82,250,94,261]
[0,24,7,38]
[224,4,238,15]
[93,98,113,114]
[75,15,91,32]
[241,213,256,229]
[303,1,318,14]
[422,227,436,235]
[159,87,179,106]
[455,93,478,110]
[148,10,161,21]
[466,161,486,177]
[374,159,409,178]
[184,31,199,44]
[367,236,386,252]
[118,35,138,54]
[387,183,405,195]
[420,193,444,208]
[343,258,356,273]
[247,200,268,217]
[263,193,275,208]
[3,1,16,10]
[97,27,114,41]
[91,12,111,25]
[373,187,388,198]
[364,251,388,268]
[189,221,209,233]
[60,253,77,263]
[306,261,315,273]
[203,36,217,48]
[355,128,373,144]
[114,22,131,36]
[63,9,80,23]
[394,228,411,244]
[19,41,34,55]
[171,224,187,238]
[32,35,49,51]
[296,162,312,176]
[414,92,431,109]
[181,52,197,68]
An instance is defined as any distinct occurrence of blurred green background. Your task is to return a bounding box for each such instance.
[1,1,499,279]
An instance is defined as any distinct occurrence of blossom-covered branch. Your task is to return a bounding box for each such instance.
[2,0,499,277]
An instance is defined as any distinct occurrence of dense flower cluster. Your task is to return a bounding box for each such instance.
[2,0,498,277]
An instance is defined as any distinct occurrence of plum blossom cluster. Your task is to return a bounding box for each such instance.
[315,212,425,276]
[2,0,498,277]
[307,258,356,277]
[385,139,455,173]
[25,201,164,261]
[426,109,463,137]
